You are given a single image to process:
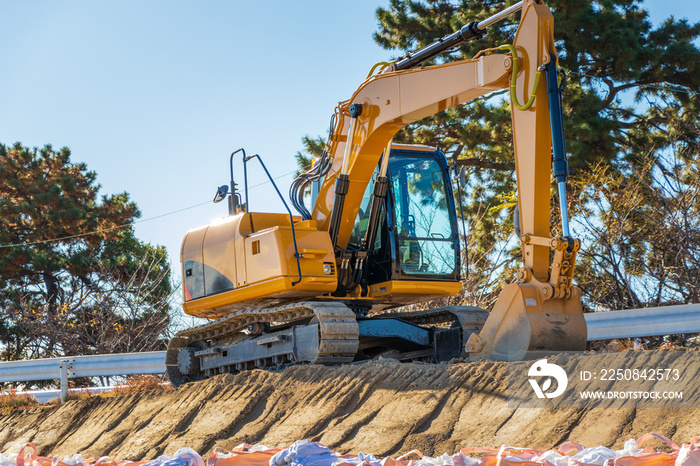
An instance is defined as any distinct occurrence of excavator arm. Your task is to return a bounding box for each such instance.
[310,0,586,358]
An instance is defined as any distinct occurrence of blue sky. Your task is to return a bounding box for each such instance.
[1,0,698,288]
[1,1,390,277]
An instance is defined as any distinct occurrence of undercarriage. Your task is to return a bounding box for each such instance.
[166,302,488,387]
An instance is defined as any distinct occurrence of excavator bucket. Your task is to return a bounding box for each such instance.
[466,283,587,360]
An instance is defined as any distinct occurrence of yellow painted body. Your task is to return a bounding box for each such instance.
[181,213,337,318]
[180,0,587,357]
[181,210,463,317]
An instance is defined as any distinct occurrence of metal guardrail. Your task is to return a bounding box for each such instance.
[0,351,166,382]
[585,303,700,341]
[0,351,166,402]
[1,304,699,402]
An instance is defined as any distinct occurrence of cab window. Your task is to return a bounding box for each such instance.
[389,156,456,276]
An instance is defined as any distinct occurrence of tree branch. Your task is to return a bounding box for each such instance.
[454,158,514,171]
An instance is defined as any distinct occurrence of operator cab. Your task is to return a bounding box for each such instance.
[349,145,461,286]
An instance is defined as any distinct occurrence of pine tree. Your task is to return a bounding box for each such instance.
[0,143,174,359]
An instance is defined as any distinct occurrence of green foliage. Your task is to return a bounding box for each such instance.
[294,135,326,176]
[0,143,174,359]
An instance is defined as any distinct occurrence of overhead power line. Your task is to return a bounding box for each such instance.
[0,170,297,249]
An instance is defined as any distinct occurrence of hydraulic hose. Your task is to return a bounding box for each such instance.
[500,44,542,111]
[366,61,393,79]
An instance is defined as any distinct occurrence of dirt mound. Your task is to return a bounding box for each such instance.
[0,353,698,460]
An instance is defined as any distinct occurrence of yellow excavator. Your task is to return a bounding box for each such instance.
[167,0,587,386]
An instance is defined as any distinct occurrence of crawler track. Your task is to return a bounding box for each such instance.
[166,302,488,386]
[166,302,359,386]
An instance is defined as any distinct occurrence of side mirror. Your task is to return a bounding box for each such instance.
[459,166,467,188]
[213,185,229,203]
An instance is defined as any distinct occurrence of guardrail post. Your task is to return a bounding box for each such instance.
[59,359,70,403]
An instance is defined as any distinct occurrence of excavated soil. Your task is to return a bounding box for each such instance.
[0,352,699,460]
